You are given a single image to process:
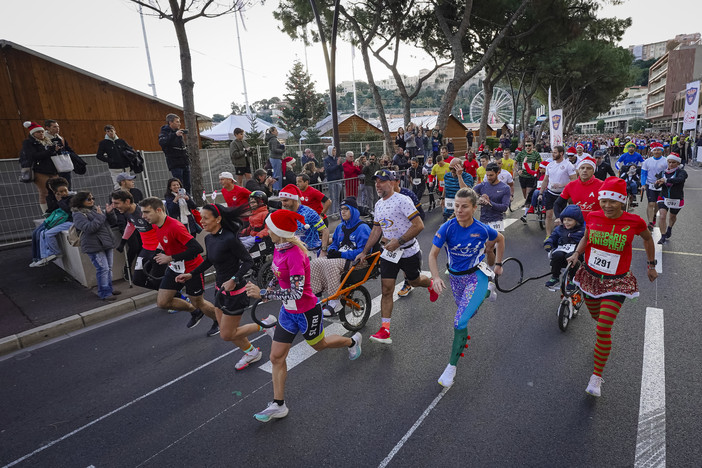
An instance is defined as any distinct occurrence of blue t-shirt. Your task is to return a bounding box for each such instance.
[432,218,498,272]
[443,172,474,215]
[616,152,644,170]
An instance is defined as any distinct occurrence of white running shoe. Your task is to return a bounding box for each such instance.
[586,374,604,397]
[348,332,362,360]
[487,282,497,302]
[262,315,277,339]
[235,348,262,370]
[254,401,289,422]
[438,364,457,388]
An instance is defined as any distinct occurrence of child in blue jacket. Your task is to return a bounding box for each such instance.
[544,204,585,290]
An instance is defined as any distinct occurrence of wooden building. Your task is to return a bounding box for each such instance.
[314,113,383,141]
[0,40,209,159]
[373,114,470,153]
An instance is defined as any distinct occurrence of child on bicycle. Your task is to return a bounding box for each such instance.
[543,204,585,291]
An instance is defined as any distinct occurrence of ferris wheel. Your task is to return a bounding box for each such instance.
[469,87,514,124]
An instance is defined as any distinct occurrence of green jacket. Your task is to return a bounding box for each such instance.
[515,150,542,179]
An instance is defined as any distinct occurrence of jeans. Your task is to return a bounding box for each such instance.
[363,185,378,209]
[32,224,47,261]
[170,166,191,193]
[357,183,365,207]
[270,158,282,191]
[327,180,343,214]
[88,249,114,299]
[39,221,73,259]
[626,180,638,196]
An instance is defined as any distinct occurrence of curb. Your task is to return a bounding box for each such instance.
[0,291,158,357]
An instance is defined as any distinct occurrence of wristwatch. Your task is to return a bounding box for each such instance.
[495,262,503,266]
[647,260,657,266]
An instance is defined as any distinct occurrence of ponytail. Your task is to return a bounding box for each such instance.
[202,203,249,235]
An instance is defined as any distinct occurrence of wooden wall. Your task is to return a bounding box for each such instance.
[322,115,383,141]
[0,45,204,159]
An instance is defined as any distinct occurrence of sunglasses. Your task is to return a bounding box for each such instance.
[374,170,396,178]
[87,197,95,201]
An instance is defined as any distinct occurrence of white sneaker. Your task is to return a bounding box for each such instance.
[348,332,362,360]
[235,348,262,370]
[586,374,604,397]
[438,364,457,387]
[261,315,277,339]
[254,401,289,422]
[487,282,497,302]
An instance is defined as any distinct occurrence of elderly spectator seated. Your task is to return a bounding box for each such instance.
[30,177,73,267]
[310,197,370,317]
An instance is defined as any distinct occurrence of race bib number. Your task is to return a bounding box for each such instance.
[536,180,543,189]
[445,198,455,210]
[413,178,421,185]
[488,220,504,232]
[169,260,186,274]
[439,180,445,188]
[135,257,144,271]
[250,249,261,259]
[587,248,620,275]
[553,244,576,254]
[663,198,681,209]
[380,247,404,263]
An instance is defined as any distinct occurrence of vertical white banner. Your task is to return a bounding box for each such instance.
[549,109,563,147]
[683,80,700,131]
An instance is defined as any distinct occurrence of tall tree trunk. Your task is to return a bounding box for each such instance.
[173,18,203,201]
[360,46,393,152]
[436,75,466,131]
[479,74,495,142]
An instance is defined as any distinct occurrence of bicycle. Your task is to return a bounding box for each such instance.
[556,265,585,332]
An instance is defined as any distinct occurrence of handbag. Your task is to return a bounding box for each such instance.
[122,147,144,174]
[18,148,34,183]
[44,209,70,229]
[67,224,82,247]
[51,152,75,173]
[70,153,87,175]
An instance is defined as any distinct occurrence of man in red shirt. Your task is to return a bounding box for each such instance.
[297,173,331,224]
[463,151,479,179]
[139,197,219,336]
[343,151,361,198]
[219,171,251,208]
[553,156,604,220]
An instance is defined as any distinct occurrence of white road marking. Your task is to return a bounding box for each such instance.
[634,307,666,468]
[378,387,450,468]
[504,218,518,230]
[651,228,663,273]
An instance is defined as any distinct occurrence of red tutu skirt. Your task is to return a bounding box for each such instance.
[573,267,639,299]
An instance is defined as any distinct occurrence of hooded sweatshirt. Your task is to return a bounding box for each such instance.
[544,204,586,250]
[328,205,371,259]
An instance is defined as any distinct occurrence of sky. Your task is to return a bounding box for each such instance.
[1,0,700,118]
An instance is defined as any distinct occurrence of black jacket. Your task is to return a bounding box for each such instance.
[96,138,133,169]
[22,137,59,175]
[158,125,189,169]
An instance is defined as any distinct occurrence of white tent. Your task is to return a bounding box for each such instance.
[200,114,288,140]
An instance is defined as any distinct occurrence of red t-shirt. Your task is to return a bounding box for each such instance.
[463,159,479,179]
[584,210,646,276]
[299,186,326,215]
[155,216,203,273]
[559,177,604,216]
[221,185,251,208]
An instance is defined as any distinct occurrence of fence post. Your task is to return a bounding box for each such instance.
[140,150,153,198]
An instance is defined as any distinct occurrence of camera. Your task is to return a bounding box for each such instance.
[181,129,189,134]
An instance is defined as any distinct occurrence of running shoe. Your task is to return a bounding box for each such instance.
[254,401,289,422]
[428,281,439,302]
[545,277,559,290]
[585,374,604,397]
[261,315,277,339]
[186,309,204,328]
[348,332,362,360]
[322,302,342,317]
[438,364,457,388]
[665,227,672,239]
[398,283,413,297]
[235,348,262,370]
[520,215,527,224]
[527,206,534,214]
[565,282,577,294]
[657,235,667,245]
[487,281,497,302]
[206,321,220,337]
[369,326,392,344]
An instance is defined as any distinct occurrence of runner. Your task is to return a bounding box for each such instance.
[442,158,473,222]
[355,169,436,344]
[428,188,505,387]
[472,163,511,233]
[407,157,427,203]
[615,142,644,174]
[278,184,329,255]
[515,139,542,202]
[139,197,219,336]
[639,142,669,231]
[553,156,604,219]
[176,204,277,370]
[394,171,428,298]
[539,146,577,236]
[296,173,331,225]
[654,152,688,245]
[575,143,591,160]
[219,171,251,209]
[566,177,657,397]
[245,209,362,422]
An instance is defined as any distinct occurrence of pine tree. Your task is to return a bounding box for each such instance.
[281,61,327,139]
[246,114,264,167]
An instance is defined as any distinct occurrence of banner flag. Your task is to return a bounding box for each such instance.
[549,109,563,147]
[683,80,700,131]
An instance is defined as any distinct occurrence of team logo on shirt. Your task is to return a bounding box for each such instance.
[162,237,168,243]
[378,218,394,229]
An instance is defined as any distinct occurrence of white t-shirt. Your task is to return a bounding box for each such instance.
[641,156,669,188]
[374,192,421,258]
[545,158,576,194]
[497,170,513,185]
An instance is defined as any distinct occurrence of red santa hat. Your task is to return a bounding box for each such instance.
[279,184,302,201]
[667,152,681,163]
[24,121,43,135]
[265,209,307,238]
[282,156,295,176]
[566,146,577,156]
[576,143,584,149]
[576,156,597,170]
[598,176,627,204]
[649,142,664,151]
[539,160,550,169]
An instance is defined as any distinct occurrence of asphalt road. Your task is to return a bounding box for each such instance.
[2,169,702,468]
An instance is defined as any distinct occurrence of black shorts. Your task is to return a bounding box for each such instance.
[519,176,537,190]
[214,286,250,316]
[380,250,422,281]
[160,268,205,296]
[646,187,661,203]
[543,190,560,211]
[235,165,251,175]
[657,199,683,215]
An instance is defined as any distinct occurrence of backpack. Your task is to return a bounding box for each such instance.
[122,147,144,174]
[67,225,82,247]
[44,209,70,229]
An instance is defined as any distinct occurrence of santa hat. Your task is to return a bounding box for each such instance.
[279,184,302,201]
[24,121,43,135]
[539,161,550,169]
[598,177,627,204]
[667,152,681,163]
[265,209,308,238]
[576,156,596,170]
[566,147,577,156]
[282,156,295,176]
[650,142,664,151]
[576,143,584,149]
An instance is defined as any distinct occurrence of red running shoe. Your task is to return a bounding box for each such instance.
[428,281,439,302]
[370,326,392,344]
[527,206,535,214]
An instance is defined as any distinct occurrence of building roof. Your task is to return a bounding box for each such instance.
[200,114,288,140]
[369,114,467,132]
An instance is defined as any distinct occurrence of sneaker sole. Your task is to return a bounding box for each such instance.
[397,289,412,297]
[369,336,392,344]
[585,389,601,397]
[207,329,220,337]
[254,409,289,422]
[438,378,454,388]
[236,352,262,370]
[186,315,204,329]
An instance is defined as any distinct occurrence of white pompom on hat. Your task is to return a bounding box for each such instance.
[667,152,681,163]
[598,176,627,204]
[265,209,307,238]
[24,121,43,135]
